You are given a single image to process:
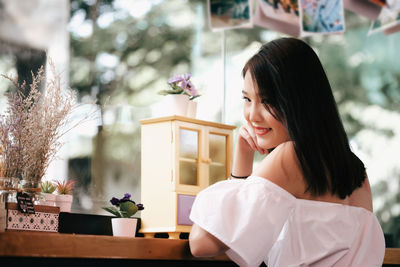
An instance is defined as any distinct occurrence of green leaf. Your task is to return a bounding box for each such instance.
[158,87,184,95]
[102,206,122,217]
[170,84,182,91]
[119,201,138,218]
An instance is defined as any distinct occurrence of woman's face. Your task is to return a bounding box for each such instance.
[242,70,290,150]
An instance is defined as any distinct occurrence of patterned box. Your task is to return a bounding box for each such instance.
[6,203,60,232]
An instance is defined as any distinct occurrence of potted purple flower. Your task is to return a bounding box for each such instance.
[102,193,144,237]
[156,73,200,118]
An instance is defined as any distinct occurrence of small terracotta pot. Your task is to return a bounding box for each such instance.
[42,193,57,206]
[56,194,73,212]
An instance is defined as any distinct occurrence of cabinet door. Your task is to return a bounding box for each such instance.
[177,194,195,226]
[208,132,228,185]
[207,128,233,186]
[174,122,204,194]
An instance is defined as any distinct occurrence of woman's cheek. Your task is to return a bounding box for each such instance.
[243,107,250,122]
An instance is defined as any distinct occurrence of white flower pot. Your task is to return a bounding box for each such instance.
[42,193,57,206]
[111,218,138,237]
[152,94,190,117]
[186,101,197,118]
[56,194,73,212]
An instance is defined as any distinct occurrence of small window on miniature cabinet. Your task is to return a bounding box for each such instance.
[178,128,199,186]
[209,133,227,185]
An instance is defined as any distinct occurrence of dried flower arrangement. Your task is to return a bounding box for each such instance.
[0,88,26,179]
[0,60,93,189]
[0,149,4,177]
[56,180,76,195]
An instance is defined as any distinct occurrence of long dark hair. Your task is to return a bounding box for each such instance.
[243,38,365,199]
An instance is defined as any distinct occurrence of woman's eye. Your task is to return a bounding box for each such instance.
[242,96,251,102]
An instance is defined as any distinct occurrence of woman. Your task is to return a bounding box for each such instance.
[189,38,385,267]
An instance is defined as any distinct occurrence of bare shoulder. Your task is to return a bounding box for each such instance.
[348,175,373,212]
[253,141,306,197]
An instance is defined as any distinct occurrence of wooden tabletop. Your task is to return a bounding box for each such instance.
[0,231,229,261]
[0,231,399,265]
[384,247,400,265]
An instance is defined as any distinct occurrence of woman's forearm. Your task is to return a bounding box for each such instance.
[231,137,255,177]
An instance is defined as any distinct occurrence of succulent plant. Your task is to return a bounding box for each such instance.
[40,180,57,194]
[56,179,76,195]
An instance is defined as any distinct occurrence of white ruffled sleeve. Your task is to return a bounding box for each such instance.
[189,176,296,267]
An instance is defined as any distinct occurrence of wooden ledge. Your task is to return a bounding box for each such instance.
[0,231,229,261]
[0,232,399,265]
[140,115,237,130]
[384,248,400,265]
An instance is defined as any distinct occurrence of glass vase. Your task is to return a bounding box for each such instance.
[20,179,41,204]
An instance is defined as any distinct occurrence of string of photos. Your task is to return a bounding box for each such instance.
[207,0,400,37]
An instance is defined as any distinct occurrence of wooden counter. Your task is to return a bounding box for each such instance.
[0,231,232,266]
[384,248,400,266]
[0,232,399,266]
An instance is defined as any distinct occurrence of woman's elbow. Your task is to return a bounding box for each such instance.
[189,238,204,257]
[189,235,222,257]
[189,224,228,257]
[189,230,211,257]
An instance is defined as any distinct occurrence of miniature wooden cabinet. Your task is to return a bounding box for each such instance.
[140,116,236,238]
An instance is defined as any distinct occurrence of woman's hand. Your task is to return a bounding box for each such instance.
[238,122,268,155]
[231,122,268,178]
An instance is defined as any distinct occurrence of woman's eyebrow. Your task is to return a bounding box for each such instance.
[241,90,248,95]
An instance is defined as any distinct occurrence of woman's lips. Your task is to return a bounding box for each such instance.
[254,127,271,136]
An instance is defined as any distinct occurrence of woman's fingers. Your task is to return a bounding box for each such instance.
[239,124,264,154]
[244,123,265,154]
[239,127,256,151]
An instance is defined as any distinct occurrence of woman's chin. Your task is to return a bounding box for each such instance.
[256,140,272,151]
[256,139,280,151]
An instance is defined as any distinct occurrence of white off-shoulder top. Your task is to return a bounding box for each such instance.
[189,175,385,267]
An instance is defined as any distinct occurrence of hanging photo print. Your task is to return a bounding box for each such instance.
[386,0,400,12]
[343,0,382,20]
[369,0,387,7]
[208,0,253,31]
[368,0,400,36]
[253,0,300,37]
[300,0,345,36]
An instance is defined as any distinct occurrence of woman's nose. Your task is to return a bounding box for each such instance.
[249,103,262,122]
